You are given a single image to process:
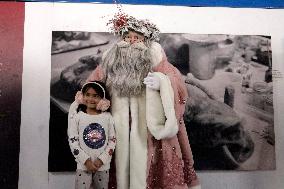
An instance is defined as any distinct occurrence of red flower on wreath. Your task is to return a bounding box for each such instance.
[107,12,129,33]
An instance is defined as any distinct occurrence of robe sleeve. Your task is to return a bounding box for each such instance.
[152,45,201,188]
[146,72,178,140]
[67,101,90,166]
[152,49,188,121]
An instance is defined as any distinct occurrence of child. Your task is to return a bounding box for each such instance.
[68,81,116,189]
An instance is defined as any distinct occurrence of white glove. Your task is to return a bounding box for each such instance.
[143,72,160,90]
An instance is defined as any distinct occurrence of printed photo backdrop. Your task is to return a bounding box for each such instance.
[49,31,275,171]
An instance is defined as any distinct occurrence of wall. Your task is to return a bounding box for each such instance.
[18,3,284,189]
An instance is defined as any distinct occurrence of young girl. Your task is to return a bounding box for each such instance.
[68,81,116,189]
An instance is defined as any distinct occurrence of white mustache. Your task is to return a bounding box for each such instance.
[116,40,148,51]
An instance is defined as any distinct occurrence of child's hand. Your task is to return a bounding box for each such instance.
[93,159,103,169]
[84,159,97,173]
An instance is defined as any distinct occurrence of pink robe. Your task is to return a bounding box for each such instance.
[87,46,200,189]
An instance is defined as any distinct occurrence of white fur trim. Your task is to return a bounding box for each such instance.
[146,72,178,140]
[111,91,148,189]
[189,185,201,189]
[129,95,147,189]
[111,92,130,189]
[150,42,163,67]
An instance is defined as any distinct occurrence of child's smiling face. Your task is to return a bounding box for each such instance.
[83,87,102,109]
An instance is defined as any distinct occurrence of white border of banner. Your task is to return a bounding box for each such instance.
[19,3,284,189]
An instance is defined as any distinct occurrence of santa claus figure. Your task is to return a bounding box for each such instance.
[86,13,201,189]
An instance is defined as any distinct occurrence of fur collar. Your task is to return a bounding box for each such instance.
[146,72,178,140]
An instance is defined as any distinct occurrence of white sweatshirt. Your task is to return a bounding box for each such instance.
[68,102,116,171]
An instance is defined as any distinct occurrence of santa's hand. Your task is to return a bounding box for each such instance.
[143,72,160,90]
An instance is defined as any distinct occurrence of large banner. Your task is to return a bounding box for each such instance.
[1,2,283,189]
[21,3,284,189]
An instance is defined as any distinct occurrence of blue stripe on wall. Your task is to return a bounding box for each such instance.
[18,0,284,8]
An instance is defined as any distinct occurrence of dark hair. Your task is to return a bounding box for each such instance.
[77,81,110,113]
[81,81,109,99]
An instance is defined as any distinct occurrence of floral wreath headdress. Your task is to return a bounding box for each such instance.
[106,7,160,42]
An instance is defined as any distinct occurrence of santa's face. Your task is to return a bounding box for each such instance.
[124,31,145,44]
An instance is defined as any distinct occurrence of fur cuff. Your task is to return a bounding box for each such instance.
[146,72,178,140]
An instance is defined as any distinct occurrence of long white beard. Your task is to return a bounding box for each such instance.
[102,41,152,97]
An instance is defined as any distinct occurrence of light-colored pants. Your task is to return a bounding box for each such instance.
[75,169,109,189]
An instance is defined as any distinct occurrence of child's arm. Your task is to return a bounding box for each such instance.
[67,101,90,167]
[96,115,116,166]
